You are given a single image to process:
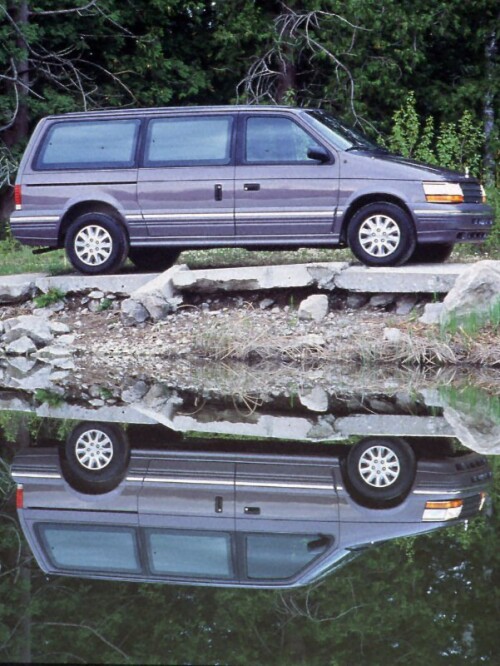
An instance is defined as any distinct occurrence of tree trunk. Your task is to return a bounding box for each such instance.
[1,1,30,223]
[483,20,498,186]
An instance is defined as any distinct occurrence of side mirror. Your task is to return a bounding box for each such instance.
[307,145,331,163]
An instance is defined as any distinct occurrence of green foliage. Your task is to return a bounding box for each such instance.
[387,92,484,175]
[33,287,65,309]
[34,388,65,407]
[97,298,113,312]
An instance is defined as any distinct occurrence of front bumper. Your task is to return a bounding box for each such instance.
[411,203,494,244]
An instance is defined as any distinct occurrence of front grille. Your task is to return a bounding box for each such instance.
[460,181,483,203]
[461,494,484,519]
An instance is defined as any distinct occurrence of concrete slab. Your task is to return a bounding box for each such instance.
[336,263,465,293]
[36,273,157,296]
[172,262,347,293]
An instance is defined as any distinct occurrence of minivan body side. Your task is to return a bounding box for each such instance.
[9,105,494,272]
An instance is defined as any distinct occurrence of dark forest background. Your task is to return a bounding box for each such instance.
[1,1,498,216]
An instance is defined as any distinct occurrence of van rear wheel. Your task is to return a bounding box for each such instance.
[65,213,128,274]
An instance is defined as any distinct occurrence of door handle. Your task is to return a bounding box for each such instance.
[244,183,260,191]
[215,496,223,513]
[244,506,261,515]
[214,184,223,201]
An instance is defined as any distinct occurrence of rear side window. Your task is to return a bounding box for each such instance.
[35,119,140,170]
[144,115,233,167]
[38,524,141,574]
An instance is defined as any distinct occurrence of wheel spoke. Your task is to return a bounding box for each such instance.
[358,444,401,488]
[358,214,401,258]
[74,429,114,470]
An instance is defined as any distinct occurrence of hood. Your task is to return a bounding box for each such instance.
[341,148,471,182]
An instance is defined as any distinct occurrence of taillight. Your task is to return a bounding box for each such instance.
[16,484,24,509]
[14,184,22,210]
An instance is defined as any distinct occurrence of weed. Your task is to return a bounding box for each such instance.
[97,298,113,312]
[441,299,500,337]
[34,388,65,407]
[33,287,65,308]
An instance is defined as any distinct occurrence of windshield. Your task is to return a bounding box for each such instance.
[303,110,383,152]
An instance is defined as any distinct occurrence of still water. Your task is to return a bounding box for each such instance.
[0,378,498,664]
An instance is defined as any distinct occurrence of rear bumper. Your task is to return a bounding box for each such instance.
[411,203,494,244]
[9,213,60,246]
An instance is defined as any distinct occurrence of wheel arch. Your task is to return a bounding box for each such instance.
[58,201,129,246]
[340,193,414,243]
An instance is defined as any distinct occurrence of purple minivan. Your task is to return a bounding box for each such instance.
[10,106,493,274]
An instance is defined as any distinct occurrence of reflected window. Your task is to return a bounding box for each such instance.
[246,534,330,579]
[146,530,233,578]
[39,524,140,573]
[245,117,323,163]
[144,116,233,166]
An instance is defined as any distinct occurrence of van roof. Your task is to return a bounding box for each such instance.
[42,105,299,121]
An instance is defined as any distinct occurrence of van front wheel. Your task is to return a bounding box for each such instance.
[65,213,128,274]
[348,203,416,267]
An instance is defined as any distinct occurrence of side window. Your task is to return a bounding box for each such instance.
[146,530,233,579]
[245,534,331,580]
[38,524,141,574]
[144,116,233,167]
[245,116,324,164]
[36,119,140,170]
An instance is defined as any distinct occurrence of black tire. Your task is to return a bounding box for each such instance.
[65,213,128,275]
[347,203,417,267]
[62,422,130,494]
[346,437,416,504]
[408,243,454,264]
[129,248,181,272]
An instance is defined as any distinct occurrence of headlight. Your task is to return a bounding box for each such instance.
[423,499,463,521]
[423,182,464,204]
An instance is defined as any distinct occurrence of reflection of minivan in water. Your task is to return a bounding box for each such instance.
[11,422,491,589]
[10,106,493,274]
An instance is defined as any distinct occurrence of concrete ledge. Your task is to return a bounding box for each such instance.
[36,273,157,296]
[336,263,466,293]
[172,262,468,295]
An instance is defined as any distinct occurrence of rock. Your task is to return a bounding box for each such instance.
[4,356,37,373]
[58,334,76,345]
[298,294,329,321]
[440,260,500,324]
[260,298,274,310]
[395,294,418,315]
[369,293,395,308]
[299,386,329,412]
[0,274,43,304]
[49,321,71,335]
[3,314,54,346]
[383,327,403,343]
[419,302,444,325]
[121,380,149,403]
[89,290,104,299]
[140,294,171,322]
[121,298,149,326]
[120,265,186,323]
[6,336,37,355]
[442,404,500,455]
[36,344,72,360]
[88,300,102,313]
[346,293,368,309]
